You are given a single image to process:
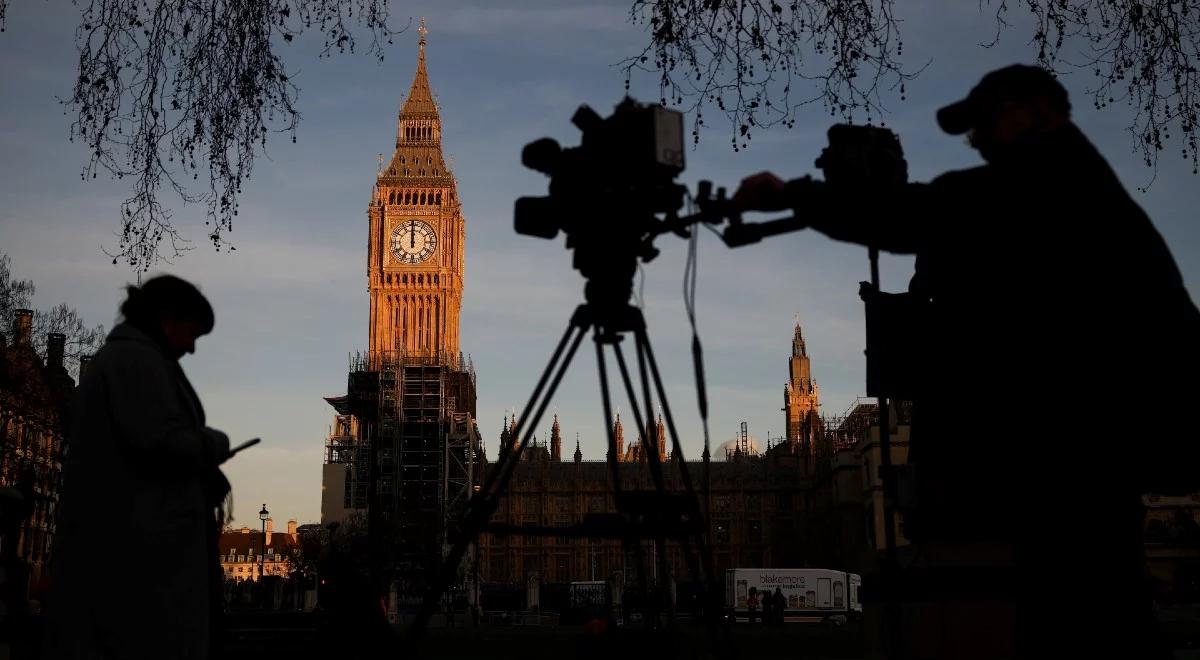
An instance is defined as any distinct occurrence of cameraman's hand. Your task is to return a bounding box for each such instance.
[733,172,789,212]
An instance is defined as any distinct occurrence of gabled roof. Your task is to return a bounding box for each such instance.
[218,529,298,556]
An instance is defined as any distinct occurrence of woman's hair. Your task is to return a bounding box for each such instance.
[120,275,215,334]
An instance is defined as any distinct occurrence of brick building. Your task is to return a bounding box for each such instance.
[218,518,301,582]
[476,323,880,591]
[0,309,73,598]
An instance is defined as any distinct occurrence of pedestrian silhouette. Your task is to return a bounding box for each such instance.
[44,275,233,660]
[735,64,1199,658]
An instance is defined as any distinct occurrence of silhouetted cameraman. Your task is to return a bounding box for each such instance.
[735,64,1199,658]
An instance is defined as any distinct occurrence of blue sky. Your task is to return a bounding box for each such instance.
[2,1,1197,526]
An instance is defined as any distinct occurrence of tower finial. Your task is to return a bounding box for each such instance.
[418,17,428,48]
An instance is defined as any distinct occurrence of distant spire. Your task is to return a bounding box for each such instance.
[612,413,625,462]
[550,413,563,462]
[574,432,582,463]
[656,413,666,460]
[792,320,806,357]
[500,414,511,452]
[392,17,439,153]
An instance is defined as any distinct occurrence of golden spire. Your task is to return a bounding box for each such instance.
[399,19,438,120]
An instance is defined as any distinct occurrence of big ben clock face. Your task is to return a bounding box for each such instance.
[390,219,437,264]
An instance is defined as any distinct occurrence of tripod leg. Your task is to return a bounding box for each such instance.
[611,343,665,489]
[477,317,580,499]
[598,340,653,622]
[636,326,719,590]
[408,319,589,641]
[596,339,624,499]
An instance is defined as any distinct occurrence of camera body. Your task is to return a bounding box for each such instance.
[814,124,908,187]
[514,98,687,310]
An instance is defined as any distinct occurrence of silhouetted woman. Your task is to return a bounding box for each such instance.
[46,275,231,660]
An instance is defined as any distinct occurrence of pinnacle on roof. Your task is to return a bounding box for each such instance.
[400,18,438,120]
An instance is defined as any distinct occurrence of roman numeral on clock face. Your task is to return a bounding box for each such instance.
[390,219,438,264]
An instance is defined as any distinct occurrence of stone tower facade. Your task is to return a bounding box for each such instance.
[322,25,480,565]
[784,322,820,450]
[367,21,464,362]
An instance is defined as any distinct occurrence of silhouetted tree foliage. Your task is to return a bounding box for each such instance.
[624,0,915,151]
[0,253,105,378]
[0,0,399,270]
[627,0,1199,175]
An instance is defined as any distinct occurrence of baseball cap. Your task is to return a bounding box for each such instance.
[936,64,1071,135]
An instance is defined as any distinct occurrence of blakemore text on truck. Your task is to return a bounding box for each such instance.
[724,568,862,622]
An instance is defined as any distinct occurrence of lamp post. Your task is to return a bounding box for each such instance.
[258,503,269,584]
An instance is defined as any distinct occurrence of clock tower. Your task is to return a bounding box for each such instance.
[368,20,463,361]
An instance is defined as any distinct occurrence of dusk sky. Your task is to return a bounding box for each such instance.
[2,1,1197,527]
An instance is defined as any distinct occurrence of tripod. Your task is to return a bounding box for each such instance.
[408,297,723,648]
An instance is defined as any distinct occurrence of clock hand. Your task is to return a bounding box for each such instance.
[410,221,416,249]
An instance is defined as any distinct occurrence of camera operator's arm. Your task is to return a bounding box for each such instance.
[734,172,933,254]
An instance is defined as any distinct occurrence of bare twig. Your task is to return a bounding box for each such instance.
[986,1,1200,186]
[623,0,920,151]
[62,0,398,270]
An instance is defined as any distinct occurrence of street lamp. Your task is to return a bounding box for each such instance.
[259,503,269,583]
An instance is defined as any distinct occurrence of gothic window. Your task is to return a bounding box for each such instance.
[420,191,426,204]
[404,191,411,204]
[433,275,438,284]
[436,192,442,204]
[402,274,408,284]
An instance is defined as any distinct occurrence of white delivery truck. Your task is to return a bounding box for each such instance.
[725,568,861,622]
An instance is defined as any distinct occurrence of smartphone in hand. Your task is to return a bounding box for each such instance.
[229,437,261,457]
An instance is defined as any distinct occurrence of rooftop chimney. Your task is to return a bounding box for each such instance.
[13,309,32,346]
[47,333,66,370]
[79,355,93,382]
[287,519,298,540]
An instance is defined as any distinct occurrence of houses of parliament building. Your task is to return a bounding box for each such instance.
[320,25,889,593]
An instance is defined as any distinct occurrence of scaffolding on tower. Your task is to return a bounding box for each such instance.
[334,348,481,602]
